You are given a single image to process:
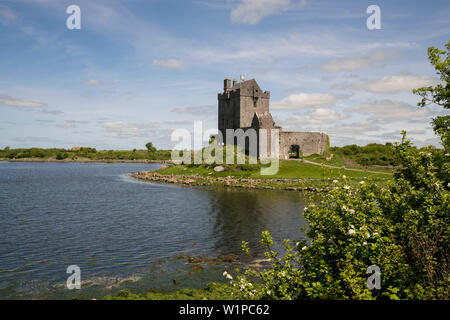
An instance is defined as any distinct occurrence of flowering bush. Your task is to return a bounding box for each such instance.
[229,41,449,300]
[231,133,449,300]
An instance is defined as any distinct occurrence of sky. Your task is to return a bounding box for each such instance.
[0,0,449,150]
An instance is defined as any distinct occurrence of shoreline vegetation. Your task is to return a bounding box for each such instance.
[0,143,400,190]
[132,155,394,191]
[1,157,173,163]
[0,144,171,162]
[129,142,399,191]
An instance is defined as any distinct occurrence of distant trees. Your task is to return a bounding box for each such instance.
[0,147,171,161]
[145,142,157,153]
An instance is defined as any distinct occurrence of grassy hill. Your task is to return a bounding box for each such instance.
[306,143,397,169]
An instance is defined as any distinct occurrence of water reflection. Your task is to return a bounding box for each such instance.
[0,162,308,298]
[206,187,307,255]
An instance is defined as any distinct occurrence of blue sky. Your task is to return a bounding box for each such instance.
[0,0,449,150]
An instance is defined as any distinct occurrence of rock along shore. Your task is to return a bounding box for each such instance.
[1,158,173,163]
[131,171,323,192]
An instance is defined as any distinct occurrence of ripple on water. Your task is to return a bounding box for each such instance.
[0,162,307,299]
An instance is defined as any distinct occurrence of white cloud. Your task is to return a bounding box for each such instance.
[171,105,216,116]
[191,33,340,64]
[346,100,431,121]
[356,75,437,93]
[99,120,192,139]
[152,59,185,69]
[100,121,156,134]
[272,93,344,110]
[0,5,16,24]
[0,94,46,108]
[56,122,76,129]
[279,108,349,126]
[85,79,102,86]
[321,49,400,72]
[40,108,64,115]
[230,0,293,25]
[367,129,426,140]
[327,120,381,135]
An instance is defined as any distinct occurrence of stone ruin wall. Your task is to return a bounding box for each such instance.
[279,131,328,159]
[218,78,330,159]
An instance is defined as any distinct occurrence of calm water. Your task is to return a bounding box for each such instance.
[0,162,307,299]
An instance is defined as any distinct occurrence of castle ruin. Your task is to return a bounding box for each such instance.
[218,78,329,159]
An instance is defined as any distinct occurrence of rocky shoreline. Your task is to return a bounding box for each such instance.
[1,158,173,164]
[131,171,324,192]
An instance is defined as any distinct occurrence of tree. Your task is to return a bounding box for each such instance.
[56,152,68,160]
[413,40,450,149]
[231,42,450,300]
[145,142,156,152]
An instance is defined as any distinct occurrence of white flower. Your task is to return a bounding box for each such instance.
[373,232,379,236]
[296,242,300,247]
[267,290,272,295]
[363,241,368,245]
[360,181,365,184]
[349,209,355,214]
[344,185,350,190]
[343,175,346,179]
[223,271,233,280]
[365,233,370,238]
[304,207,308,211]
[302,246,308,251]
[448,182,450,187]
[348,229,356,235]
[342,205,347,211]
[333,179,338,183]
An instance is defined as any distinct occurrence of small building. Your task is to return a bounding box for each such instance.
[218,78,329,159]
[71,146,89,151]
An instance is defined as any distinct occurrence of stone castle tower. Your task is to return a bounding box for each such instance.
[218,78,329,159]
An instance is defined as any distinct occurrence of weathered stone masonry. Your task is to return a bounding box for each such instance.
[218,78,329,158]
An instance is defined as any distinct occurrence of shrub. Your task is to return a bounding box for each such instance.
[232,133,449,300]
[56,152,68,160]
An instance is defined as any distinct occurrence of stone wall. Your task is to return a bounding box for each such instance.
[218,78,329,159]
[279,131,328,158]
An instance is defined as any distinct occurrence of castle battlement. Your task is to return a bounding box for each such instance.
[218,78,328,159]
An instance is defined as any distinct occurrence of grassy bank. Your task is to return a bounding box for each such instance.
[133,160,392,191]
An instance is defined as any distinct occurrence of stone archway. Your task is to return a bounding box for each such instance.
[289,145,300,159]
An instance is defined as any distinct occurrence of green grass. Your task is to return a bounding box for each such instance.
[103,282,237,300]
[158,160,392,180]
[305,153,394,173]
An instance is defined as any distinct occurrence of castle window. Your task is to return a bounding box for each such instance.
[253,97,257,108]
